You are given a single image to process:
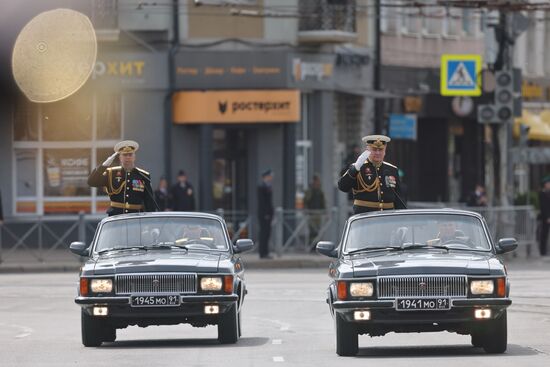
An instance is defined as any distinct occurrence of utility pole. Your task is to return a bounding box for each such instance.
[374,0,382,134]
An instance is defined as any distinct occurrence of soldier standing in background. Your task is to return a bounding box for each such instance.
[538,176,550,256]
[170,170,195,211]
[88,140,157,216]
[258,169,274,259]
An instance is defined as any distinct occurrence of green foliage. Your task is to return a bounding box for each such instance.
[514,191,539,210]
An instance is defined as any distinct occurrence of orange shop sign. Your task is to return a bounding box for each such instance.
[172,90,300,124]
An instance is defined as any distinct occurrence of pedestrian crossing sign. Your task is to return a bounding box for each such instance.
[440,54,482,96]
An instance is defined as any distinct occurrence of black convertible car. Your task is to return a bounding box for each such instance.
[70,212,254,347]
[317,209,517,356]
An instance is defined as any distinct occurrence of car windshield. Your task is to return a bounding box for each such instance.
[94,217,229,253]
[344,213,491,253]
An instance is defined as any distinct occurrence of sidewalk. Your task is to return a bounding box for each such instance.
[0,248,547,273]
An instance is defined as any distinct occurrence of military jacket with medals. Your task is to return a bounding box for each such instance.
[88,165,156,216]
[338,159,405,214]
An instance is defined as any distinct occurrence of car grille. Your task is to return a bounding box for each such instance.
[115,273,197,295]
[377,275,467,298]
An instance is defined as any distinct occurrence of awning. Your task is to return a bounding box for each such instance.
[514,110,550,142]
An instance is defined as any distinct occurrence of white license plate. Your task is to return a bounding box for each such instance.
[131,295,180,307]
[396,298,450,311]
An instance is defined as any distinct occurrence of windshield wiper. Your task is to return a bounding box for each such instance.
[401,244,450,251]
[347,246,403,255]
[144,243,189,251]
[97,246,149,255]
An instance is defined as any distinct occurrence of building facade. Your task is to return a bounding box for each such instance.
[379,1,486,203]
[0,0,376,222]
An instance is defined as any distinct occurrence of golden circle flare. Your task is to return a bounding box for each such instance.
[12,8,97,103]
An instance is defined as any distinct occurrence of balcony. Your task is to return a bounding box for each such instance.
[298,0,357,44]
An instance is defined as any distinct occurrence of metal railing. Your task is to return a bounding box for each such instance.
[0,213,104,264]
[0,204,540,264]
[271,207,340,255]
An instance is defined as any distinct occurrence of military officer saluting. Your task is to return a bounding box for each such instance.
[88,140,157,216]
[338,135,406,215]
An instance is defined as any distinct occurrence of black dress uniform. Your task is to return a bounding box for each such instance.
[88,165,156,216]
[338,159,406,215]
[258,170,274,258]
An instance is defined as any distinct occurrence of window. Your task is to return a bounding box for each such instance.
[14,97,38,141]
[443,7,461,37]
[381,0,400,34]
[13,89,122,215]
[422,5,444,36]
[42,88,92,141]
[402,8,421,34]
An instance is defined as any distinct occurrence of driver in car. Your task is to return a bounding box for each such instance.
[427,221,463,246]
[176,225,214,246]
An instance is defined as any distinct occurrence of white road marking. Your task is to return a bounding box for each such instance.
[273,356,285,362]
[272,339,283,345]
[0,323,34,339]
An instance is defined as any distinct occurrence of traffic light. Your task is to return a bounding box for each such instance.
[494,70,514,122]
[477,69,517,124]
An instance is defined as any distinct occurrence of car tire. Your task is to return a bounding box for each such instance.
[218,303,239,344]
[238,308,242,338]
[335,313,358,356]
[102,325,117,343]
[470,332,483,348]
[482,310,507,354]
[81,310,104,347]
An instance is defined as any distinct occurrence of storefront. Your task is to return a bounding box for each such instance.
[7,50,168,216]
[172,46,374,215]
[381,65,486,203]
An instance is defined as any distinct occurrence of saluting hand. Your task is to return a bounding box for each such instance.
[102,152,119,167]
[353,149,371,170]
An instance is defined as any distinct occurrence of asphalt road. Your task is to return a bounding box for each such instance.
[1,264,549,367]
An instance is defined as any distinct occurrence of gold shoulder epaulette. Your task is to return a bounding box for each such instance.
[383,161,397,169]
[137,167,150,175]
[106,166,122,171]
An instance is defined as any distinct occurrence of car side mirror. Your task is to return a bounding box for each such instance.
[316,241,338,258]
[70,241,89,257]
[496,238,518,254]
[234,239,254,253]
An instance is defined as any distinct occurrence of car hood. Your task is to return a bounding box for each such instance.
[351,250,502,277]
[89,250,222,275]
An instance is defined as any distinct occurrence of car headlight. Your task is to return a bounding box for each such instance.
[200,277,223,291]
[470,280,494,295]
[90,279,113,293]
[349,282,374,297]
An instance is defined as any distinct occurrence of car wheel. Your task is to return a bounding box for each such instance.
[218,303,239,344]
[102,325,117,343]
[335,313,358,356]
[238,308,242,338]
[482,310,507,354]
[470,332,483,348]
[81,310,104,347]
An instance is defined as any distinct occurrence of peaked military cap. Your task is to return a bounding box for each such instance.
[362,134,391,149]
[114,140,139,154]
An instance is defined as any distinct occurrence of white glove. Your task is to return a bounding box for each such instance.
[353,150,370,170]
[102,152,118,167]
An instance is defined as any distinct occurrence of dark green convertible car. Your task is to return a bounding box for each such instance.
[70,212,254,347]
[317,209,517,356]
